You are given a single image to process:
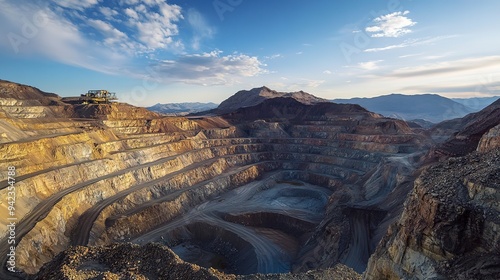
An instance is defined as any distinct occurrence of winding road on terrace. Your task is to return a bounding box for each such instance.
[0,150,215,279]
[132,177,332,274]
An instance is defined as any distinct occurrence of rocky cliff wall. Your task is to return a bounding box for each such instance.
[477,124,500,153]
[364,148,500,280]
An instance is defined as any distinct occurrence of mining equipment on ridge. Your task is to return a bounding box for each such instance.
[80,90,117,104]
[62,90,118,104]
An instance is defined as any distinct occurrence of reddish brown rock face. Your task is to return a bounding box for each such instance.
[477,124,500,153]
[432,98,500,157]
[364,149,500,280]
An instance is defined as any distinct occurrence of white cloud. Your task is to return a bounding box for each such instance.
[120,0,140,5]
[296,51,303,55]
[132,2,183,51]
[88,19,128,47]
[99,7,119,20]
[0,1,127,74]
[323,70,332,75]
[142,0,161,6]
[364,35,458,52]
[51,0,99,10]
[124,8,139,20]
[50,0,184,53]
[0,0,265,88]
[399,53,424,58]
[152,50,266,85]
[358,60,384,71]
[187,9,215,50]
[365,10,416,38]
[265,54,283,60]
[135,4,147,13]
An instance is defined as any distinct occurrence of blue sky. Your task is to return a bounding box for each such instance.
[1,0,500,106]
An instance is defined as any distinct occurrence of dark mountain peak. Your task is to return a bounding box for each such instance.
[254,85,272,92]
[222,96,373,123]
[217,86,328,114]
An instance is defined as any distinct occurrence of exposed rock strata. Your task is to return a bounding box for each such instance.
[477,124,500,152]
[433,98,500,156]
[0,80,433,279]
[364,148,500,280]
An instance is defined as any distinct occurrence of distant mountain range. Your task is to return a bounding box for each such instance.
[147,89,499,124]
[332,94,477,123]
[147,102,218,115]
[451,96,500,111]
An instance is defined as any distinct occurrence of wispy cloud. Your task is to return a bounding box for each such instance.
[0,0,267,86]
[400,81,500,95]
[357,60,384,71]
[0,1,127,74]
[187,8,215,50]
[151,50,266,85]
[399,53,424,58]
[87,19,129,47]
[49,0,184,52]
[364,35,458,53]
[98,6,119,20]
[366,10,416,38]
[124,8,139,20]
[264,54,283,60]
[390,56,500,78]
[51,0,99,11]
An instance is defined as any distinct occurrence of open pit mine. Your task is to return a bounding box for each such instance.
[0,80,499,280]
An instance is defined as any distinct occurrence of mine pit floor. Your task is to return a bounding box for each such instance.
[133,179,332,274]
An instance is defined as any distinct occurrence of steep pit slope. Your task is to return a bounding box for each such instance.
[0,80,430,279]
[216,98,431,274]
[432,98,500,156]
[93,97,429,274]
[216,86,328,114]
[365,148,500,280]
[0,80,229,278]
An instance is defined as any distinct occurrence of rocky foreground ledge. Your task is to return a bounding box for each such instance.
[364,148,500,280]
[34,243,360,280]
